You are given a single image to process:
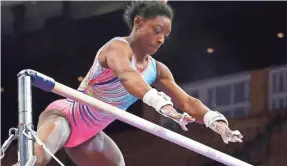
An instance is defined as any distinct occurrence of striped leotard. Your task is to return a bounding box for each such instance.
[44,37,158,147]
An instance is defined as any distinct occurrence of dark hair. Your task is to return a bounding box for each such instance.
[123,1,174,30]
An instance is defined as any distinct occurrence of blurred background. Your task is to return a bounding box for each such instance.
[1,1,287,166]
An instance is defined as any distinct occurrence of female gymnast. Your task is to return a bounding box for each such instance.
[15,1,243,166]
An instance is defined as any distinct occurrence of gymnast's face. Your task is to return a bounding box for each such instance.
[134,15,171,55]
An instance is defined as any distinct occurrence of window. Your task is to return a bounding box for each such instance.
[272,70,287,93]
[271,97,287,109]
[279,72,285,92]
[269,66,287,110]
[180,73,251,118]
[215,85,232,106]
[207,79,250,118]
[272,99,277,109]
[234,81,248,103]
[272,73,277,93]
[207,88,214,108]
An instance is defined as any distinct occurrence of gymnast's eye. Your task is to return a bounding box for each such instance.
[154,27,162,34]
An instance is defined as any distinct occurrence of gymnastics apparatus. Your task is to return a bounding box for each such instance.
[0,69,253,166]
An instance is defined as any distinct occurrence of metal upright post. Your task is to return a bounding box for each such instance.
[18,73,34,166]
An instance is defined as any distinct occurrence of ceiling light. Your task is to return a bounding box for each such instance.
[207,48,214,54]
[277,32,284,38]
[77,76,84,82]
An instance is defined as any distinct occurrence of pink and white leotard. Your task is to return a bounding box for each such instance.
[44,37,158,147]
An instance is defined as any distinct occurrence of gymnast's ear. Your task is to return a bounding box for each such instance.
[134,15,143,29]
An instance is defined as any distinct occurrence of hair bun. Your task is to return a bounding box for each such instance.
[123,1,174,30]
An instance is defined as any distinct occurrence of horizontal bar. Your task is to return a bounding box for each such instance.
[21,69,253,166]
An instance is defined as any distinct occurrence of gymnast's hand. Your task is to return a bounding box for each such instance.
[209,121,243,144]
[160,105,195,131]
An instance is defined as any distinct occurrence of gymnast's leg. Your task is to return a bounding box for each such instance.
[65,131,125,166]
[33,111,71,166]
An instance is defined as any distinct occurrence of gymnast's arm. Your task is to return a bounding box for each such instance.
[98,40,152,99]
[154,61,244,143]
[98,40,189,123]
[153,61,209,123]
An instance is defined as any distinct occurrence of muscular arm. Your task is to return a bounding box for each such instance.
[153,61,244,143]
[98,40,152,99]
[154,61,210,123]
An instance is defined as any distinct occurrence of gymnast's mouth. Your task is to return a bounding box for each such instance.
[150,45,159,50]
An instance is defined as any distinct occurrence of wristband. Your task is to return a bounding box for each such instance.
[203,110,228,128]
[143,88,173,112]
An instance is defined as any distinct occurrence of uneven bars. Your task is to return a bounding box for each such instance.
[19,69,253,166]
